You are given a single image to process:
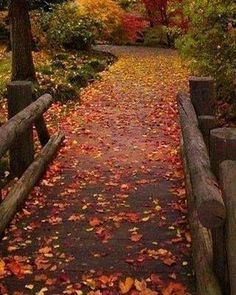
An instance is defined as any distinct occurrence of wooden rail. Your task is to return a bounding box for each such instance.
[0,93,53,159]
[177,92,225,228]
[179,77,236,295]
[0,132,64,236]
[181,142,222,295]
[0,80,64,236]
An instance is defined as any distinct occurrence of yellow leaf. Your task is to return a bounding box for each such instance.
[134,279,147,291]
[119,277,134,294]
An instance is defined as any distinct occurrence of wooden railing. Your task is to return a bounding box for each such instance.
[178,77,236,295]
[0,81,64,236]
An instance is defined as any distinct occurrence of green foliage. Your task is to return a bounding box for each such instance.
[87,59,106,72]
[177,0,236,101]
[36,51,114,102]
[67,65,97,87]
[144,26,168,47]
[118,0,138,11]
[40,2,102,50]
[0,58,10,98]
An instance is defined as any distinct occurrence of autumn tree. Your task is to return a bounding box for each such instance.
[142,0,186,46]
[177,0,236,102]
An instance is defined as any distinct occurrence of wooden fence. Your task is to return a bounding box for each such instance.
[178,77,236,295]
[0,81,64,236]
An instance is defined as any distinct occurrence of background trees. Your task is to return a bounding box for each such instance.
[141,0,187,46]
[177,0,236,102]
[0,0,235,114]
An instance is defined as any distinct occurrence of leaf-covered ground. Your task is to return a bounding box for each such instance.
[0,46,194,295]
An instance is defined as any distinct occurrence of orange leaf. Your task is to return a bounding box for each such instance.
[7,260,23,278]
[162,282,188,295]
[38,247,52,254]
[89,217,101,227]
[119,277,134,294]
[0,259,5,276]
[130,234,143,242]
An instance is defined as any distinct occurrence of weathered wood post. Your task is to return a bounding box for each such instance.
[210,128,236,179]
[210,128,236,294]
[220,160,236,295]
[198,115,218,151]
[189,76,216,116]
[32,92,50,146]
[7,81,34,177]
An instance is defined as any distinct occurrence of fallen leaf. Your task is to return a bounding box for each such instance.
[119,277,134,294]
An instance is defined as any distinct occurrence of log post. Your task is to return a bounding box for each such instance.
[209,128,236,294]
[7,81,34,177]
[189,77,216,116]
[220,161,236,295]
[32,92,50,146]
[198,115,218,151]
[210,128,236,179]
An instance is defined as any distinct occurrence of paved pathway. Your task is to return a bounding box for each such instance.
[0,46,194,294]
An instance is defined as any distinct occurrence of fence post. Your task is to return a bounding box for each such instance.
[220,160,236,295]
[7,81,34,177]
[210,128,236,179]
[32,92,50,146]
[198,115,218,151]
[189,76,216,116]
[210,127,236,294]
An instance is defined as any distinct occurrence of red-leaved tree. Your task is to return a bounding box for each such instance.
[142,0,187,29]
[142,0,187,46]
[122,13,149,42]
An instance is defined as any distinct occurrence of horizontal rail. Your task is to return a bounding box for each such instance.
[177,92,226,228]
[0,132,64,236]
[0,94,53,159]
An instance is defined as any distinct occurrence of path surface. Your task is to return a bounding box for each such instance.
[0,46,194,294]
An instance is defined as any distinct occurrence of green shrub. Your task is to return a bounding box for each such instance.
[177,0,236,101]
[40,3,101,50]
[35,82,78,103]
[67,71,88,87]
[55,83,78,102]
[144,26,168,47]
[51,60,65,69]
[53,52,69,61]
[87,59,106,72]
[39,65,53,75]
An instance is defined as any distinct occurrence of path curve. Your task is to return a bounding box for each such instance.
[0,46,194,294]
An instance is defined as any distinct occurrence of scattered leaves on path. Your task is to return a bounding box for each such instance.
[0,46,193,294]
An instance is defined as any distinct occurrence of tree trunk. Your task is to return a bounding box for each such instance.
[9,0,36,82]
[8,0,50,146]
